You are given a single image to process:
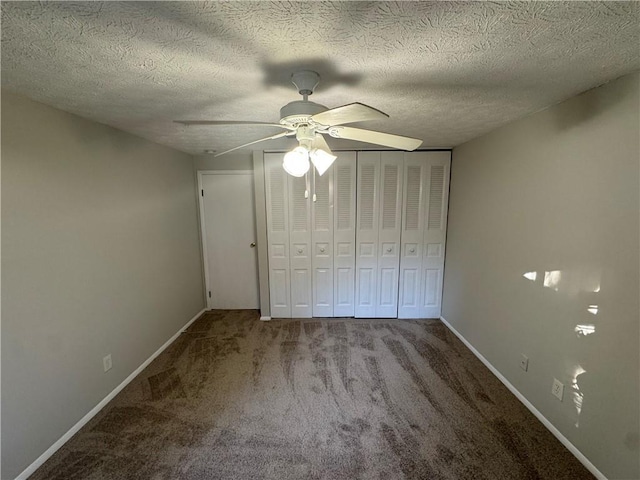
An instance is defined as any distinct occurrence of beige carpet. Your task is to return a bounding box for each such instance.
[30,310,592,480]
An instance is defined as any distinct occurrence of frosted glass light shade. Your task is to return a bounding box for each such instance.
[310,148,337,176]
[282,146,310,177]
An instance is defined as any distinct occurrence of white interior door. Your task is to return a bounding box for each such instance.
[288,173,313,318]
[376,152,403,318]
[264,154,292,318]
[311,168,334,317]
[199,171,259,309]
[421,152,451,318]
[333,153,357,317]
[355,152,380,317]
[398,153,427,318]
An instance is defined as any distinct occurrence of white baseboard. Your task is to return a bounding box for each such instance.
[439,316,607,480]
[15,308,206,480]
[259,316,271,321]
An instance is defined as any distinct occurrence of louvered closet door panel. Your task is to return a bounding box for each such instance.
[355,152,380,318]
[264,153,291,318]
[333,153,357,317]
[376,152,404,318]
[420,152,451,318]
[398,153,427,318]
[288,173,313,318]
[311,166,333,317]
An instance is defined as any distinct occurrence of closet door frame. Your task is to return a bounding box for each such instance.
[261,149,451,320]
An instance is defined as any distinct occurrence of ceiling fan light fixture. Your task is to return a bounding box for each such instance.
[309,148,337,176]
[282,146,310,177]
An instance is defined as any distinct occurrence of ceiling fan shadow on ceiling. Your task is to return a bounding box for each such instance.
[175,70,423,176]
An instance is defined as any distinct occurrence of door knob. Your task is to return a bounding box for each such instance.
[320,247,325,253]
[386,247,392,253]
[409,248,415,253]
[250,242,256,248]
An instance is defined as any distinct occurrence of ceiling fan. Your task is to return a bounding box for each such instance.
[175,70,423,176]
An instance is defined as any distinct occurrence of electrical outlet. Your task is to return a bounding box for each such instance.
[103,354,112,372]
[520,354,529,372]
[551,378,564,401]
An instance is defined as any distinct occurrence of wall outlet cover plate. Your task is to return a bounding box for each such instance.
[103,354,113,372]
[551,378,564,400]
[520,354,529,372]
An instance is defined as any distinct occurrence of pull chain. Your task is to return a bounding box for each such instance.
[304,171,309,199]
[312,167,317,202]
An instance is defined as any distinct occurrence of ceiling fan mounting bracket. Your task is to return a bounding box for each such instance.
[291,70,320,96]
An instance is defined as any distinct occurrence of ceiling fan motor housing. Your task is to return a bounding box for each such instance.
[280,100,327,126]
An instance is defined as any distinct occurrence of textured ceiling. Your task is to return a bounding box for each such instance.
[2,1,639,155]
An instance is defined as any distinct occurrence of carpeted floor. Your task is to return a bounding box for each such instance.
[30,310,593,480]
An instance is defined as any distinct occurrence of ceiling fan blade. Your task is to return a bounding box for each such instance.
[214,131,293,157]
[175,120,291,129]
[312,133,333,153]
[311,102,389,126]
[328,126,422,151]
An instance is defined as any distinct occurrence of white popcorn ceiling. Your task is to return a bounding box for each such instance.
[1,1,638,155]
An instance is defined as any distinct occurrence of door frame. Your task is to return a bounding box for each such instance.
[197,170,255,310]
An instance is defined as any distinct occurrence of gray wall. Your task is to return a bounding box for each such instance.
[442,72,639,479]
[1,91,205,479]
[193,152,253,171]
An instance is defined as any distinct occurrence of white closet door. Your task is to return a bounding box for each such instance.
[398,153,427,318]
[264,153,291,318]
[333,153,357,317]
[376,152,404,318]
[288,173,313,318]
[421,152,451,318]
[311,167,333,317]
[355,152,380,317]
